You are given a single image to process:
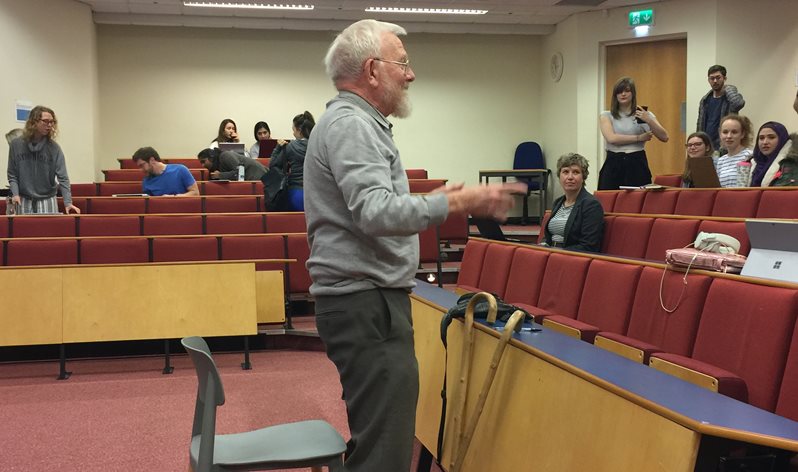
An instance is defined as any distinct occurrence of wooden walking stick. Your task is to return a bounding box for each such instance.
[447,292,496,471]
[450,307,526,472]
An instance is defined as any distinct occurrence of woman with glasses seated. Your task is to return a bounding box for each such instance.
[680,131,714,188]
[7,105,80,214]
[541,153,604,252]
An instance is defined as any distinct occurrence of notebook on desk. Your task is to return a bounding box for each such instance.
[687,157,721,188]
[741,220,798,283]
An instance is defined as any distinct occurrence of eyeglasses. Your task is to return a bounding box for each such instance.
[38,119,56,126]
[685,142,705,148]
[707,75,724,82]
[374,58,411,74]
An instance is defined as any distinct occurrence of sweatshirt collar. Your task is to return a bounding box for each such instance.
[335,90,392,131]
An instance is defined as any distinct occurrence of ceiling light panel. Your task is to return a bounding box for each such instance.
[183,2,315,10]
[365,7,488,15]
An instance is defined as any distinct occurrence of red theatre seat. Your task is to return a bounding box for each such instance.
[756,190,798,219]
[89,198,147,215]
[205,196,260,213]
[70,183,97,196]
[265,213,307,233]
[652,174,682,187]
[81,238,149,264]
[203,181,256,196]
[163,158,203,169]
[0,217,8,238]
[103,170,139,182]
[286,234,312,294]
[545,260,641,342]
[12,216,76,238]
[438,213,469,244]
[98,182,145,196]
[603,216,653,259]
[776,322,798,422]
[6,239,78,266]
[651,278,798,410]
[613,190,646,213]
[455,239,490,292]
[530,253,591,322]
[711,190,761,218]
[503,248,549,316]
[206,214,265,234]
[674,190,716,216]
[537,211,551,244]
[597,267,712,363]
[119,158,137,169]
[152,237,218,262]
[473,243,517,299]
[79,216,141,237]
[405,169,428,179]
[143,215,203,236]
[593,191,618,213]
[221,234,285,271]
[644,218,700,262]
[408,179,447,194]
[418,226,440,264]
[147,197,203,214]
[59,197,88,214]
[641,191,679,214]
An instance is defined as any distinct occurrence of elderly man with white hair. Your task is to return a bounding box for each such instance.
[304,19,525,471]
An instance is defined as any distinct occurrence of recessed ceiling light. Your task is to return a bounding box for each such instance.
[365,7,487,15]
[183,2,314,10]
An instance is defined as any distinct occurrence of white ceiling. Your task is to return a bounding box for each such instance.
[79,0,664,35]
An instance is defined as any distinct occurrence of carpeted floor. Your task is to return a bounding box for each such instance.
[0,349,442,471]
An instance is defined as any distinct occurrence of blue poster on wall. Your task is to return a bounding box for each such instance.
[15,101,32,122]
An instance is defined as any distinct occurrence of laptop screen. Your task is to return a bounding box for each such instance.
[741,220,798,283]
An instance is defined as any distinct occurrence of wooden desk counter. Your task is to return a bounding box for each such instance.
[411,282,798,472]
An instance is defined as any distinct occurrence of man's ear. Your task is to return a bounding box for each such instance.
[366,58,380,87]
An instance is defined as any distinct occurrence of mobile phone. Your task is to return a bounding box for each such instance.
[635,105,648,124]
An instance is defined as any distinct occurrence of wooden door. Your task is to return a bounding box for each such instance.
[605,39,686,177]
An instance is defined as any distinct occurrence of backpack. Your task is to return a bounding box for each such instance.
[770,157,798,187]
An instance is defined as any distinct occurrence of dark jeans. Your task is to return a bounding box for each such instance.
[315,288,419,472]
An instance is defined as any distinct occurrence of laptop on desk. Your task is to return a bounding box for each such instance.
[218,142,246,154]
[687,157,721,188]
[473,218,525,243]
[741,220,798,283]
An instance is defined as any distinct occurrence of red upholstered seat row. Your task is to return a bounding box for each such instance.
[595,188,798,219]
[0,195,265,215]
[0,212,306,238]
[103,169,209,181]
[0,233,311,294]
[118,158,206,169]
[454,239,798,418]
[65,180,264,197]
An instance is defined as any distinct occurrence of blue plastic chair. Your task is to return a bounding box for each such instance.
[512,142,549,224]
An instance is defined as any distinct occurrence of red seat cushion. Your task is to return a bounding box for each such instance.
[89,198,147,214]
[674,190,716,216]
[12,216,75,237]
[203,181,256,196]
[143,215,203,236]
[265,213,306,233]
[439,213,469,243]
[776,322,798,421]
[641,191,678,214]
[537,211,551,244]
[6,240,78,266]
[600,215,615,253]
[286,234,312,293]
[711,190,761,218]
[79,216,141,236]
[147,197,202,213]
[152,237,218,262]
[594,191,618,213]
[456,240,489,288]
[644,218,700,261]
[98,182,144,196]
[81,238,149,264]
[205,196,260,213]
[603,216,653,259]
[613,190,646,213]
[503,248,549,308]
[405,169,428,179]
[0,217,8,238]
[756,190,798,219]
[206,214,265,234]
[626,267,712,357]
[651,352,749,403]
[221,234,285,271]
[536,253,591,319]
[408,179,447,193]
[575,260,642,336]
[475,244,516,298]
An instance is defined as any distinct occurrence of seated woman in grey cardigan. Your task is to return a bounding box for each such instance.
[542,153,605,252]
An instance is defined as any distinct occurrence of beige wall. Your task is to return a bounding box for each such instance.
[96,25,541,186]
[0,0,98,185]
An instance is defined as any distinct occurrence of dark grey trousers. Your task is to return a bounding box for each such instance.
[315,288,419,472]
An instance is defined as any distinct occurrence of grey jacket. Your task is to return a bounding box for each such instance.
[7,137,73,205]
[696,84,745,132]
[270,139,307,189]
[304,91,448,296]
[214,151,267,181]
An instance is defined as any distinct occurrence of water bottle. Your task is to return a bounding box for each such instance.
[237,165,245,182]
[736,161,751,187]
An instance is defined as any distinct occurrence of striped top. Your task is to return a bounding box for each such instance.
[548,204,574,243]
[713,148,753,188]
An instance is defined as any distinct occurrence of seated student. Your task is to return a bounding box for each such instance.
[713,114,753,187]
[680,131,714,188]
[751,121,792,187]
[132,147,199,196]
[248,121,271,158]
[269,111,314,211]
[197,148,266,181]
[210,118,249,157]
[542,153,604,252]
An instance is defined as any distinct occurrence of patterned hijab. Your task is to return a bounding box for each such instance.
[751,121,790,187]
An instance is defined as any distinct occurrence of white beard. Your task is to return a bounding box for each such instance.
[383,81,412,119]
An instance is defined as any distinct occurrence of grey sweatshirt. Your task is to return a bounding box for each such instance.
[7,137,73,206]
[304,91,449,296]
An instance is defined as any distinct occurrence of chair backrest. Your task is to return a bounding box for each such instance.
[644,218,700,261]
[12,216,76,238]
[674,190,716,216]
[756,190,798,219]
[182,336,226,407]
[513,142,544,170]
[503,248,549,307]
[613,191,646,214]
[456,240,489,288]
[641,191,678,214]
[576,260,642,335]
[711,190,761,218]
[594,191,618,213]
[603,216,653,259]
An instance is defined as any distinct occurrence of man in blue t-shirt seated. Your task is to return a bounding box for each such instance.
[131,147,199,196]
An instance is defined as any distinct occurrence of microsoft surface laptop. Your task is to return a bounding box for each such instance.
[687,157,721,188]
[741,220,798,283]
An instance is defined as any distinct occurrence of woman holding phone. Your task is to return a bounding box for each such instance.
[598,77,669,190]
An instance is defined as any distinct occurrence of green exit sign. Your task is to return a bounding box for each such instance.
[629,9,654,27]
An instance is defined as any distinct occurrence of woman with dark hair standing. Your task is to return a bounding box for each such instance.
[249,121,271,158]
[7,105,80,214]
[680,131,714,188]
[270,111,315,211]
[598,77,669,190]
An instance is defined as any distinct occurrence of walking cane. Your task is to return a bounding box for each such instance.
[449,292,525,472]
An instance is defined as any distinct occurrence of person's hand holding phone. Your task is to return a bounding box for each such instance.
[634,105,650,124]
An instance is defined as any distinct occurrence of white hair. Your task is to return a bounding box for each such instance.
[324,19,407,83]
